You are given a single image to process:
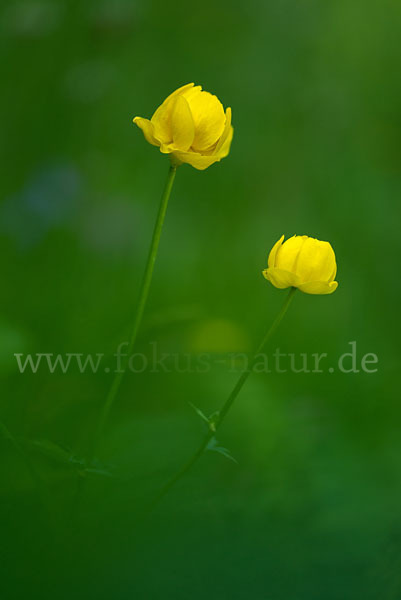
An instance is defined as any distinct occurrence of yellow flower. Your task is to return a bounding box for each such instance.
[263,235,338,295]
[133,83,233,170]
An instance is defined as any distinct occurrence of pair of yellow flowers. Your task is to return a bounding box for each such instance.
[134,83,338,296]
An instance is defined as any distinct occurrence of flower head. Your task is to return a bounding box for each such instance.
[133,83,233,170]
[263,235,338,295]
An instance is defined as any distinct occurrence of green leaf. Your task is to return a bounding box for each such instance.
[188,403,220,432]
[188,401,209,424]
[206,437,238,464]
[84,467,114,478]
[21,438,117,478]
[24,439,85,467]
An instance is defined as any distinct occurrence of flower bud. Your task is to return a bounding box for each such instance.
[263,235,338,295]
[133,83,233,170]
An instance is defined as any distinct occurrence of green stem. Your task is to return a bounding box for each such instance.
[149,287,297,509]
[94,163,177,452]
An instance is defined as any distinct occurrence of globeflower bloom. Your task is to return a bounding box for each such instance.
[133,83,233,170]
[263,235,338,295]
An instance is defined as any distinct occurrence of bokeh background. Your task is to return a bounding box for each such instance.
[1,1,401,598]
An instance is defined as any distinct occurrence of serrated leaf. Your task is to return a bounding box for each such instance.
[206,436,238,464]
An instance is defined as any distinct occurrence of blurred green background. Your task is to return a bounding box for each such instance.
[1,0,401,598]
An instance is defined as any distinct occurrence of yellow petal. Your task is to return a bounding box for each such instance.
[140,84,195,146]
[183,89,226,152]
[133,117,160,147]
[262,267,300,289]
[268,235,285,269]
[159,142,175,154]
[296,239,336,283]
[214,108,232,154]
[276,235,308,272]
[217,125,234,158]
[328,261,337,283]
[201,108,233,157]
[218,127,234,158]
[150,97,175,145]
[171,150,220,170]
[164,83,195,102]
[170,96,195,152]
[297,280,338,295]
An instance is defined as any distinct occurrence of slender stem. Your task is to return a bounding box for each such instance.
[149,287,297,509]
[94,163,177,452]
